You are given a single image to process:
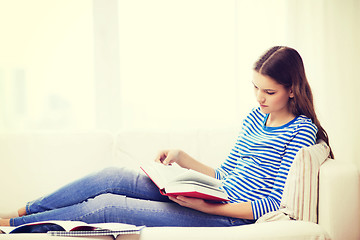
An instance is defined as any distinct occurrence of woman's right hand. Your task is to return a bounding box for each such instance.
[154,149,182,166]
[155,149,215,177]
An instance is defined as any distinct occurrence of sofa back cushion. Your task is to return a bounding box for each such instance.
[113,128,239,168]
[1,131,114,207]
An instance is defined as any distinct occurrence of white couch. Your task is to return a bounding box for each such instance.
[1,130,359,240]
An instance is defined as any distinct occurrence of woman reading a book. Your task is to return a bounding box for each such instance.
[0,46,333,227]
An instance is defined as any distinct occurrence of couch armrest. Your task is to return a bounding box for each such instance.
[318,159,360,240]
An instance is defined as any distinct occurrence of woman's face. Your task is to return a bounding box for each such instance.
[252,71,294,116]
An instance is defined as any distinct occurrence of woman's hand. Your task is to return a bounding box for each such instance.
[155,149,182,166]
[169,196,212,213]
[170,196,254,220]
[155,149,216,177]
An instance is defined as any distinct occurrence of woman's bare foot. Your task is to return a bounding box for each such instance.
[0,207,25,227]
[0,206,26,219]
[0,219,10,226]
[18,207,26,217]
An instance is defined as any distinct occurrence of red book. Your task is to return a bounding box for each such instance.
[141,162,229,202]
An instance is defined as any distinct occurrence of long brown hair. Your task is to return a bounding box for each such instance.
[254,46,334,159]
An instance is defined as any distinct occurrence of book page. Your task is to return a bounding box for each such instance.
[4,221,83,234]
[78,222,137,231]
[142,162,222,188]
[170,169,222,188]
[2,220,138,234]
[141,162,189,188]
[0,227,15,234]
[19,221,85,232]
[164,181,229,201]
[169,181,224,192]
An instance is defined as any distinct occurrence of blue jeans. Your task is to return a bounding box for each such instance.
[10,167,255,227]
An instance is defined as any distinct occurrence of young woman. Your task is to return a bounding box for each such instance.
[0,46,332,227]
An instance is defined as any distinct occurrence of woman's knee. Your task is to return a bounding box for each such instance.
[97,166,123,176]
[94,167,128,181]
[92,167,140,188]
[89,193,126,207]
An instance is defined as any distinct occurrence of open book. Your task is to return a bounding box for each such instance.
[0,220,143,237]
[141,162,229,202]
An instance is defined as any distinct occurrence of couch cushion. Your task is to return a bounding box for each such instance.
[140,221,330,240]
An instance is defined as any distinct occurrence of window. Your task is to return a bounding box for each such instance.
[0,0,94,131]
[1,0,287,132]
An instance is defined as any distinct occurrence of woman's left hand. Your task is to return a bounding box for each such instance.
[170,196,254,220]
[168,196,212,213]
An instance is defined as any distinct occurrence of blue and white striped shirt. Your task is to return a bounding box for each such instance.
[215,107,317,219]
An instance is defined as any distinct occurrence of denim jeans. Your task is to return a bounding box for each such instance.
[10,167,255,227]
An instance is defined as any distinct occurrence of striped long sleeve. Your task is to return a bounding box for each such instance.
[215,107,317,219]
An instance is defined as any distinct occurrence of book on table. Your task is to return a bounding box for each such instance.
[140,162,229,202]
[0,220,144,237]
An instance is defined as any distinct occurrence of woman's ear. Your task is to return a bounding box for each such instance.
[289,88,294,99]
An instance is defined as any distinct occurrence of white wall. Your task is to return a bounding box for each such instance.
[116,0,288,131]
[117,0,244,131]
[1,0,359,170]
